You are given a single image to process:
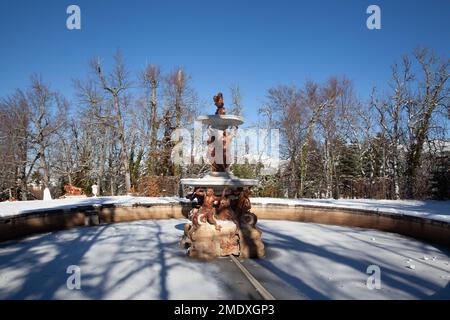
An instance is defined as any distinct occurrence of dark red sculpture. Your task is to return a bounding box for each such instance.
[213,92,226,115]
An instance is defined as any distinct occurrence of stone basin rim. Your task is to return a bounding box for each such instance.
[180,177,259,187]
[0,200,449,248]
[197,114,244,129]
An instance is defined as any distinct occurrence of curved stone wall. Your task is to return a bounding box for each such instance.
[0,203,190,242]
[251,203,450,247]
[1,201,449,247]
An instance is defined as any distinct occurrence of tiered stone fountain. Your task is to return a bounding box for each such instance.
[180,93,265,259]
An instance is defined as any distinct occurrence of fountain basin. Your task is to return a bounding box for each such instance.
[197,114,244,130]
[1,198,450,247]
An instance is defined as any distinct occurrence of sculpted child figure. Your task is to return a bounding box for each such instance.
[236,187,258,227]
[188,188,204,229]
[236,187,251,217]
[216,188,235,219]
[193,187,222,231]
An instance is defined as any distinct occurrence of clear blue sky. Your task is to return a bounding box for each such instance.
[0,0,449,122]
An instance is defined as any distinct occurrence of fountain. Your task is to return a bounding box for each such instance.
[180,92,265,259]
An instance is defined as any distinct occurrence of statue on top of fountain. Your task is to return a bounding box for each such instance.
[213,92,226,115]
[207,92,236,172]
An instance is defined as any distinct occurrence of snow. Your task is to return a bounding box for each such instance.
[0,219,449,299]
[0,196,189,218]
[1,196,449,224]
[0,219,227,299]
[253,220,450,299]
[251,198,450,223]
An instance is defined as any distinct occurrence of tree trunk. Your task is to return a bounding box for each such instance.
[149,67,158,175]
[113,94,131,193]
[39,147,50,188]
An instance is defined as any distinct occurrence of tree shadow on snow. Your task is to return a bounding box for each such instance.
[256,224,450,300]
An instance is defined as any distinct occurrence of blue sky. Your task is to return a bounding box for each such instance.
[0,0,449,123]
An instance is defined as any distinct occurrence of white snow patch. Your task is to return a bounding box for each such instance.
[251,198,450,223]
[257,220,450,299]
[1,196,449,224]
[0,219,225,299]
[0,196,189,218]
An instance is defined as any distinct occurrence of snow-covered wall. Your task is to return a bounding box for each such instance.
[1,196,449,223]
[251,198,450,223]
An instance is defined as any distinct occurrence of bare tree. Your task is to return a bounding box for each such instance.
[298,80,330,197]
[27,75,68,189]
[373,57,411,200]
[0,91,30,200]
[373,48,449,199]
[91,50,133,192]
[163,68,197,176]
[140,64,161,175]
[164,68,198,122]
[264,85,303,197]
[73,78,111,194]
[404,48,449,198]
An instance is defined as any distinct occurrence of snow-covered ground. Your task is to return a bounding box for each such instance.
[254,220,450,299]
[1,196,450,223]
[0,219,224,299]
[0,219,449,300]
[0,196,189,218]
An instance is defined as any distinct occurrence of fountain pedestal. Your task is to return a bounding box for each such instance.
[181,221,240,259]
[180,92,265,259]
